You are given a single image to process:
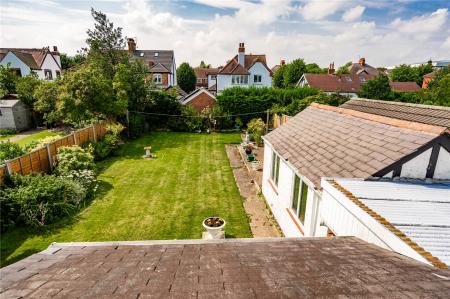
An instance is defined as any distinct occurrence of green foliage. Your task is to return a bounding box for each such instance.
[115,60,148,112]
[15,73,41,106]
[0,186,20,232]
[391,64,419,83]
[0,63,17,97]
[0,141,24,162]
[216,86,319,124]
[198,61,211,68]
[128,113,145,138]
[177,62,196,93]
[93,123,124,160]
[33,80,61,125]
[56,146,95,175]
[272,64,287,88]
[60,53,86,70]
[284,59,307,87]
[247,118,265,146]
[305,63,326,74]
[0,128,16,136]
[278,92,350,116]
[1,174,85,227]
[336,62,352,74]
[59,169,98,199]
[182,106,205,132]
[427,65,450,90]
[23,135,61,152]
[84,8,128,80]
[358,74,391,100]
[429,74,450,106]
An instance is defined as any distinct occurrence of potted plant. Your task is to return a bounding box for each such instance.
[244,143,253,155]
[202,217,226,239]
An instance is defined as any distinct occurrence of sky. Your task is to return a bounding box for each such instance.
[1,0,449,68]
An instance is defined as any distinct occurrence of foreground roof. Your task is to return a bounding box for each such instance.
[332,178,450,268]
[340,98,450,128]
[264,103,446,187]
[1,237,450,298]
[130,50,174,73]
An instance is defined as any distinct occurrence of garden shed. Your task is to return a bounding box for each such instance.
[0,97,32,131]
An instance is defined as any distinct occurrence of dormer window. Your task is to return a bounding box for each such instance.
[140,52,144,57]
[154,52,159,57]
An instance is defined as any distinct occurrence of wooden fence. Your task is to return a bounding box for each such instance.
[273,113,290,129]
[0,122,108,185]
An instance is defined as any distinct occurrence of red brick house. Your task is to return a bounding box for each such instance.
[180,88,216,112]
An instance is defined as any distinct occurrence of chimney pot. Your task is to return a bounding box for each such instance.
[281,60,285,65]
[53,46,58,52]
[359,57,365,66]
[127,38,137,52]
[328,62,335,74]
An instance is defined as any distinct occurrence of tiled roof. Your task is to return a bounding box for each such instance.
[424,70,437,78]
[389,81,421,92]
[194,67,219,78]
[1,237,450,298]
[218,54,271,75]
[348,62,380,76]
[331,178,450,268]
[302,73,374,93]
[264,103,445,188]
[340,98,450,128]
[0,48,51,70]
[130,50,174,74]
[208,84,217,92]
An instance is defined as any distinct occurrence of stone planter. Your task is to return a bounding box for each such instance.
[202,217,226,239]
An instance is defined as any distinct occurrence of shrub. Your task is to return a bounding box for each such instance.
[129,113,145,138]
[92,123,124,160]
[0,128,16,136]
[183,106,206,132]
[0,141,24,162]
[3,174,86,227]
[0,188,21,232]
[23,135,62,152]
[59,169,98,199]
[247,118,265,146]
[56,146,95,175]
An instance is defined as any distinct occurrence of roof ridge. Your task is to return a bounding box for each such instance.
[311,103,447,135]
[328,179,448,269]
[354,98,450,111]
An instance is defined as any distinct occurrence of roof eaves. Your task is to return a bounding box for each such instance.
[327,179,448,269]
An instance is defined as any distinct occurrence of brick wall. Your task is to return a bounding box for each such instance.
[187,92,215,112]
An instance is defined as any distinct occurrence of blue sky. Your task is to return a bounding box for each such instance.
[1,0,449,68]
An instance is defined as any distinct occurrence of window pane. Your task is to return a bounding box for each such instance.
[271,152,276,180]
[275,156,280,185]
[292,175,300,212]
[244,75,248,83]
[299,181,308,223]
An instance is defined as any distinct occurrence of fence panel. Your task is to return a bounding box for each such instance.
[1,122,108,185]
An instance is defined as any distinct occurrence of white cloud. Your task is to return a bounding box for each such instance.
[342,5,366,22]
[299,0,348,20]
[391,8,448,34]
[443,36,450,50]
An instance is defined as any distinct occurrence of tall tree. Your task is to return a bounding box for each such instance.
[391,64,419,83]
[284,59,307,87]
[84,8,128,80]
[15,73,41,106]
[177,62,196,93]
[60,53,86,70]
[305,63,325,74]
[34,81,61,125]
[358,74,391,100]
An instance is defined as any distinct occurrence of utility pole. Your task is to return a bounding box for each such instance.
[266,109,270,134]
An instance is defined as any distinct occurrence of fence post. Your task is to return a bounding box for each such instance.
[46,143,53,171]
[266,110,270,134]
[92,125,97,142]
[73,132,78,145]
[5,161,12,176]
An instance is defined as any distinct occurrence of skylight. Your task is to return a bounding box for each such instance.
[154,52,159,57]
[140,53,144,57]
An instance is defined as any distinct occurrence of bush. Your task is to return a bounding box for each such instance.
[0,128,16,136]
[23,135,62,152]
[0,187,21,232]
[183,106,206,132]
[92,122,124,160]
[59,169,98,199]
[0,141,24,162]
[2,174,86,227]
[129,113,145,138]
[56,146,95,175]
[247,118,265,146]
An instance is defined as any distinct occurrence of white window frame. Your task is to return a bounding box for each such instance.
[290,174,309,224]
[231,75,249,85]
[153,73,162,84]
[270,151,280,186]
[44,69,53,80]
[253,74,262,83]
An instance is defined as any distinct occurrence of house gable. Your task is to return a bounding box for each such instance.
[0,51,32,77]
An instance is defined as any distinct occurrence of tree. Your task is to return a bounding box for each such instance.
[272,64,287,88]
[177,62,196,93]
[84,8,128,80]
[429,74,450,106]
[415,60,433,86]
[305,63,325,74]
[358,74,391,100]
[198,61,211,68]
[0,64,17,97]
[60,53,86,70]
[391,64,419,83]
[284,59,307,87]
[15,73,41,106]
[336,62,352,74]
[113,60,147,112]
[34,81,61,125]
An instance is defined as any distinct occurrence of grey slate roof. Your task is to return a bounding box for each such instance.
[130,50,174,73]
[1,237,450,298]
[264,103,444,188]
[341,98,450,128]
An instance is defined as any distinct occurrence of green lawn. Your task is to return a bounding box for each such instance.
[0,134,16,142]
[15,130,62,148]
[0,132,251,266]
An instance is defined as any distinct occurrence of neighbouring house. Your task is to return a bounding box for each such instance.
[320,178,450,268]
[0,97,32,131]
[0,47,61,80]
[297,72,374,98]
[271,59,285,74]
[216,43,272,93]
[194,67,219,90]
[348,57,380,76]
[127,38,176,88]
[2,238,450,298]
[422,70,438,88]
[262,101,450,266]
[389,81,421,92]
[180,88,216,112]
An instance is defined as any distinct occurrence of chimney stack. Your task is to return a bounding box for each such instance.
[127,38,137,52]
[359,57,365,66]
[238,42,245,66]
[280,59,285,66]
[328,62,335,74]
